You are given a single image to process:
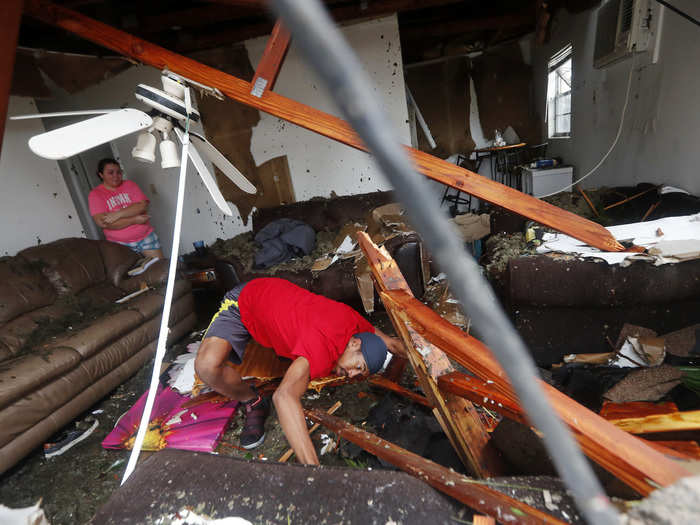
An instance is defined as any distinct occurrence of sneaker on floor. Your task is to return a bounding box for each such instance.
[127,256,159,276]
[43,420,99,458]
[240,395,270,450]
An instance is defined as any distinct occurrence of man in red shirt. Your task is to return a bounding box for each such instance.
[195,278,402,464]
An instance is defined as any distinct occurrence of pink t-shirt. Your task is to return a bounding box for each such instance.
[88,180,153,244]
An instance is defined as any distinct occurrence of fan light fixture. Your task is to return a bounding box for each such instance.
[132,131,156,163]
[159,131,180,169]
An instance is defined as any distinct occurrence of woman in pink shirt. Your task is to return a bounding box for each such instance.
[88,158,164,260]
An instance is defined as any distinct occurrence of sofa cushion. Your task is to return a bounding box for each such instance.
[45,309,144,360]
[19,238,106,295]
[0,256,56,325]
[98,240,140,288]
[127,280,191,319]
[0,347,81,409]
[77,282,128,305]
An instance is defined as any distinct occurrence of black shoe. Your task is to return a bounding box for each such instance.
[240,395,269,450]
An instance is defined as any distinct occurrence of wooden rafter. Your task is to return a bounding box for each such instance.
[371,282,690,496]
[23,0,623,252]
[306,409,567,525]
[250,19,291,97]
[358,231,502,478]
[0,0,24,155]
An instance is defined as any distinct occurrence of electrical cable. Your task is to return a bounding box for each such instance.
[268,0,621,523]
[655,0,700,27]
[539,54,636,198]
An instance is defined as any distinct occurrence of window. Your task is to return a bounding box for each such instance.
[547,44,572,138]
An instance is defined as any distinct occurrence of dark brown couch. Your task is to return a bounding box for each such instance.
[0,238,196,473]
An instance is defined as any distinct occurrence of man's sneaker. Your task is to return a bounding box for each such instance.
[43,420,99,458]
[240,395,269,450]
[128,256,159,276]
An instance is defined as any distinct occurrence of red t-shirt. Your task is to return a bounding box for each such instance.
[238,278,374,379]
[88,180,153,244]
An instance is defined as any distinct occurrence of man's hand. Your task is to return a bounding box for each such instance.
[273,357,319,465]
[374,327,406,358]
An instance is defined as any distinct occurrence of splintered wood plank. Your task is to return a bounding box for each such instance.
[381,290,690,495]
[250,19,291,97]
[367,375,431,408]
[359,233,502,477]
[607,410,700,435]
[599,401,679,421]
[305,409,567,525]
[473,517,496,525]
[438,372,525,424]
[24,0,623,253]
[643,440,700,460]
[356,232,689,496]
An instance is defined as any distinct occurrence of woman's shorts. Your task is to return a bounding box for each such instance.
[118,230,161,253]
[202,282,250,364]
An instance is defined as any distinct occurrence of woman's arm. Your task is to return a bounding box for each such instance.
[92,212,149,230]
[102,200,149,224]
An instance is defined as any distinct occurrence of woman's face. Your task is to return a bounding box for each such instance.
[100,163,123,189]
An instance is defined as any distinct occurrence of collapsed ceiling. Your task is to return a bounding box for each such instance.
[17,0,600,65]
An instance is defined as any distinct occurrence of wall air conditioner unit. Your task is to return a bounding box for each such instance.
[594,0,652,68]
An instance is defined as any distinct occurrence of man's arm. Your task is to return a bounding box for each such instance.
[272,356,319,465]
[374,327,407,357]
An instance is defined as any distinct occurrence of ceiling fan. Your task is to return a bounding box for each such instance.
[12,71,259,482]
[11,70,257,216]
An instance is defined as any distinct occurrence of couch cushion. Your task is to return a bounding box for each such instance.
[127,280,191,319]
[0,256,56,325]
[19,238,106,295]
[77,282,128,305]
[0,347,81,409]
[45,309,144,360]
[98,240,140,287]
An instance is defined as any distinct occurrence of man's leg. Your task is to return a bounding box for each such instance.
[195,336,256,402]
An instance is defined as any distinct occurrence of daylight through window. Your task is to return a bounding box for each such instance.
[547,44,572,138]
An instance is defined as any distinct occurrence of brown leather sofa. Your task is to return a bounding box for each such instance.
[0,238,196,473]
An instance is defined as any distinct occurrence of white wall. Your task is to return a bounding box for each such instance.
[39,65,251,255]
[532,0,700,194]
[246,15,411,200]
[0,97,83,256]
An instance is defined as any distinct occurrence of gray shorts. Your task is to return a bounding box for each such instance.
[203,282,250,364]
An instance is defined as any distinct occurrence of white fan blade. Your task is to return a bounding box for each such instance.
[189,131,257,194]
[11,109,119,120]
[27,109,152,160]
[174,128,233,216]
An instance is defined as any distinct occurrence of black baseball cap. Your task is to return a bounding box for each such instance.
[355,332,388,374]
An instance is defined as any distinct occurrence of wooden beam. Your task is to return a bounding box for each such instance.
[438,372,524,424]
[608,410,700,435]
[356,232,689,495]
[0,0,24,155]
[24,0,624,253]
[250,19,291,97]
[376,287,690,495]
[359,233,502,477]
[305,409,567,525]
[367,375,431,408]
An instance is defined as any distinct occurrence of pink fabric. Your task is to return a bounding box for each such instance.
[88,180,153,243]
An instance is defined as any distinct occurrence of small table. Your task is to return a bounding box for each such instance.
[440,143,527,215]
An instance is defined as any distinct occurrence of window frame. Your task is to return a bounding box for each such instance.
[547,45,573,139]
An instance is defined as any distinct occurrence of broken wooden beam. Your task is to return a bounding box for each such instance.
[607,410,700,435]
[250,19,291,97]
[356,232,689,496]
[305,409,568,525]
[279,401,341,462]
[24,0,624,253]
[438,372,524,424]
[367,375,431,408]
